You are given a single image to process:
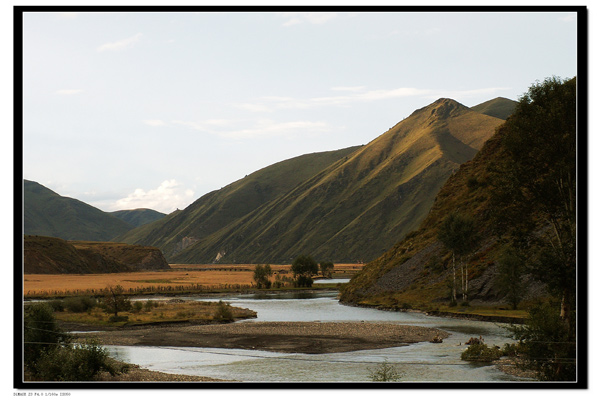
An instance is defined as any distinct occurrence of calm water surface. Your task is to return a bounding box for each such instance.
[106,291,523,382]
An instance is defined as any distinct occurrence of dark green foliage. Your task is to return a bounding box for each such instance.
[319,261,334,278]
[132,301,144,313]
[213,300,234,322]
[491,76,576,336]
[32,341,118,381]
[253,264,273,289]
[437,212,478,257]
[24,303,118,381]
[24,303,71,373]
[461,343,503,362]
[101,285,131,318]
[495,246,528,309]
[64,296,97,313]
[292,255,319,287]
[509,301,576,381]
[47,299,64,312]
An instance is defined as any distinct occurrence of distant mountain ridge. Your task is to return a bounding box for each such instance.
[118,97,507,264]
[24,180,135,241]
[470,97,517,120]
[110,208,166,227]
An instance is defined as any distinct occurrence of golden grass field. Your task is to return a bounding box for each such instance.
[23,264,363,297]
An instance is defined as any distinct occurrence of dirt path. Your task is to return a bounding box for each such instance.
[78,321,448,354]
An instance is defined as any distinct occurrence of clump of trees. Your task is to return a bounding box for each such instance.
[291,255,319,287]
[24,303,121,381]
[495,245,528,310]
[490,76,577,381]
[319,261,334,278]
[437,211,479,305]
[253,264,273,289]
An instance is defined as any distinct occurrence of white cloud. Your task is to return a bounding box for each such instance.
[97,33,143,52]
[173,118,333,140]
[331,86,367,92]
[56,89,83,95]
[142,119,167,127]
[112,180,195,213]
[559,14,576,23]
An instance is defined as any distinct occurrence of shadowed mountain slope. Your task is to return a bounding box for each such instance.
[165,98,505,264]
[110,208,167,228]
[24,180,134,241]
[24,235,169,274]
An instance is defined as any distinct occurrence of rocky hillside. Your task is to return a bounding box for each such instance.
[24,235,170,274]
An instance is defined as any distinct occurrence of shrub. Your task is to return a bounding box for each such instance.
[48,299,65,312]
[33,340,118,381]
[213,300,233,322]
[461,343,503,362]
[132,301,144,313]
[368,361,402,382]
[64,296,97,313]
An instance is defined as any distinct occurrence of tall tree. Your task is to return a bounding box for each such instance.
[438,212,479,303]
[492,76,576,336]
[291,255,319,287]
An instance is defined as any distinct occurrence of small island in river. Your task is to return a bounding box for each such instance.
[78,321,449,354]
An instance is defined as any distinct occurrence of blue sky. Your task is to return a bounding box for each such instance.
[21,10,579,213]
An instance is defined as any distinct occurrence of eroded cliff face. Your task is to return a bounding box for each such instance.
[24,235,170,274]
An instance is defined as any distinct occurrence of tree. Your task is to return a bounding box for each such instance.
[368,361,402,382]
[495,246,528,310]
[437,211,479,304]
[490,77,577,381]
[491,76,576,336]
[291,255,319,287]
[24,303,71,374]
[319,261,334,278]
[102,285,131,320]
[253,264,273,289]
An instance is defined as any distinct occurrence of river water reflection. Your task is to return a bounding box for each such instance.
[105,291,524,382]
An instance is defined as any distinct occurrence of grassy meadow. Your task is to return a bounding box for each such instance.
[23,263,363,298]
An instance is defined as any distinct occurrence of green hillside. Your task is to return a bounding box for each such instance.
[110,208,166,227]
[24,180,134,241]
[471,97,517,120]
[168,98,505,264]
[113,146,362,256]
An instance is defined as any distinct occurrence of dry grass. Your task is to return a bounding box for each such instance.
[23,264,363,297]
[54,300,256,327]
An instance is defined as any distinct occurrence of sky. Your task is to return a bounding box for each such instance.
[20,9,579,214]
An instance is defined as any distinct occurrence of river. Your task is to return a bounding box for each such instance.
[104,290,527,383]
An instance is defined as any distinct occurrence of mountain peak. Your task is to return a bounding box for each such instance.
[409,98,468,120]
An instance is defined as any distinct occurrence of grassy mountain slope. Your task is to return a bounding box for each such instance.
[24,180,134,241]
[172,98,505,264]
[471,97,517,120]
[110,208,166,227]
[24,235,170,274]
[114,147,362,257]
[338,118,545,307]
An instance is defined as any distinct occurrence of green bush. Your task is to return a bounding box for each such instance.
[213,300,233,322]
[47,299,65,312]
[33,341,118,381]
[461,343,503,362]
[132,301,144,313]
[64,296,97,313]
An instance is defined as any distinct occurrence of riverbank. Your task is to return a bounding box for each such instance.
[77,321,449,354]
